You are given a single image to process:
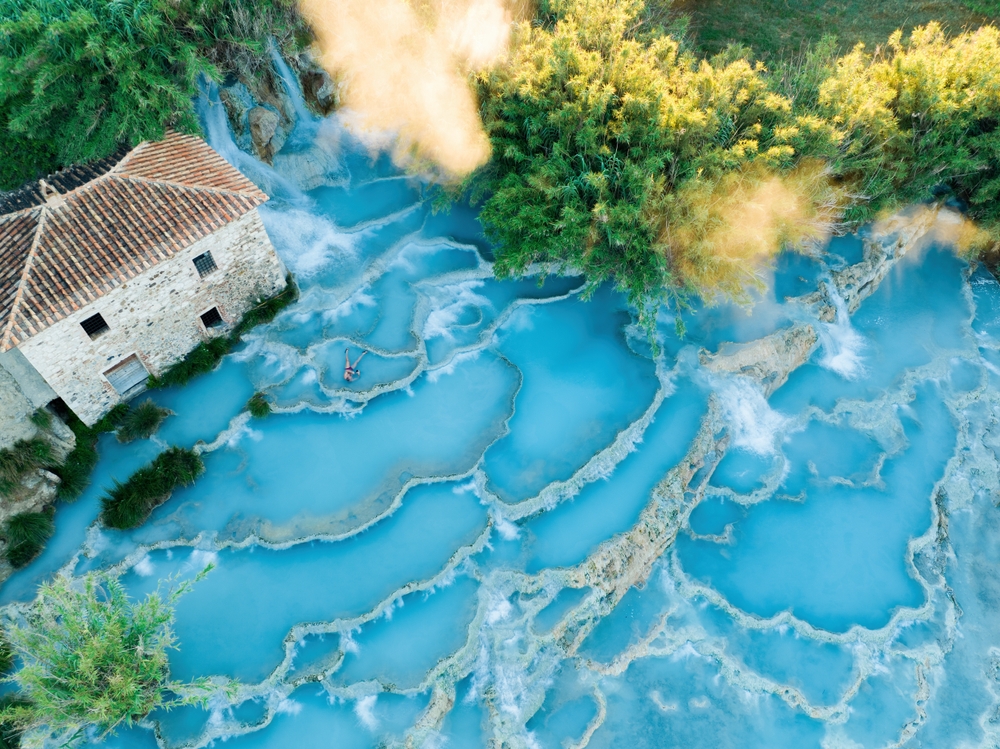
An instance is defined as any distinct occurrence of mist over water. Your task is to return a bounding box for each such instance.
[9,67,1000,749]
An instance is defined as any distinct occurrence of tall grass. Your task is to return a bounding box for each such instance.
[115,400,170,443]
[0,439,53,496]
[29,408,51,429]
[149,274,298,389]
[100,448,204,530]
[0,696,26,749]
[3,509,55,568]
[246,392,271,418]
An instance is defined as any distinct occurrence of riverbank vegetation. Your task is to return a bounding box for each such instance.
[1,572,208,743]
[247,393,272,418]
[3,509,54,569]
[468,0,1000,324]
[0,440,52,497]
[115,401,171,444]
[0,0,308,189]
[54,405,128,501]
[101,448,204,530]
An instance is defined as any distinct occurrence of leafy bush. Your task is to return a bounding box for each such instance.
[471,0,1000,320]
[0,637,12,675]
[0,0,308,189]
[0,439,53,495]
[100,448,204,530]
[470,0,844,326]
[0,697,25,749]
[29,409,51,430]
[3,509,55,569]
[815,22,1000,239]
[0,571,209,742]
[247,393,271,418]
[115,401,171,443]
[149,275,298,389]
[231,275,300,338]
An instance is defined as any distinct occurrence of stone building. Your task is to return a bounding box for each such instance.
[0,132,286,427]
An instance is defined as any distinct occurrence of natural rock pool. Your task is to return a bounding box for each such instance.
[8,71,1000,749]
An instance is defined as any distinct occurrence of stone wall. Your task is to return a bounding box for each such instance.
[16,208,286,425]
[0,363,40,451]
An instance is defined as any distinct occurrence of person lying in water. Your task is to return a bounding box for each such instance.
[344,348,367,382]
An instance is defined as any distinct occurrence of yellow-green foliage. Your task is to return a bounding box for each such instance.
[472,0,844,324]
[818,23,1000,246]
[0,571,210,743]
[472,0,1000,322]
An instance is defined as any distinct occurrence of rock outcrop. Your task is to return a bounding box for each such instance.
[220,48,339,165]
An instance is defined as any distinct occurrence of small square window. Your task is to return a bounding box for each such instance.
[200,307,223,328]
[192,251,218,278]
[80,313,109,339]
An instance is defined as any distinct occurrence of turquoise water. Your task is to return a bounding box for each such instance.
[5,71,1000,749]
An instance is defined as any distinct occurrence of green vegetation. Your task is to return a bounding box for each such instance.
[101,448,204,530]
[247,393,271,419]
[28,409,51,430]
[1,571,208,743]
[115,400,171,444]
[674,0,994,59]
[0,439,52,496]
[0,637,12,675]
[149,274,298,389]
[472,0,841,325]
[0,0,308,189]
[469,0,1000,324]
[3,508,55,568]
[0,697,25,749]
[52,406,127,501]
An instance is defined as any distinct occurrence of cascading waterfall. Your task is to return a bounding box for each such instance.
[6,64,1000,749]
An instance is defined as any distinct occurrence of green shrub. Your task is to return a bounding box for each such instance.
[28,409,51,430]
[100,448,204,530]
[3,509,55,569]
[0,439,53,495]
[0,0,308,190]
[246,393,271,418]
[91,404,130,434]
[115,400,171,443]
[0,571,210,742]
[149,275,298,389]
[0,696,26,749]
[0,638,12,674]
[148,337,232,390]
[232,275,299,338]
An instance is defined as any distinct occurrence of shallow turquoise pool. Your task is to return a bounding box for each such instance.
[7,71,1000,749]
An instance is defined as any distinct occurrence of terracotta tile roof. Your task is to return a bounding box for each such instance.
[0,133,268,351]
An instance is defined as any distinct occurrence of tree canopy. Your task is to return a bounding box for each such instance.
[1,571,209,744]
[470,0,1000,321]
[0,0,304,189]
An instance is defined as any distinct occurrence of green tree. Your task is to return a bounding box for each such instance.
[470,0,841,325]
[818,22,1000,245]
[0,0,305,189]
[1,570,210,744]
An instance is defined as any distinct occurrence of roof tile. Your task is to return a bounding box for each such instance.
[0,135,267,350]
